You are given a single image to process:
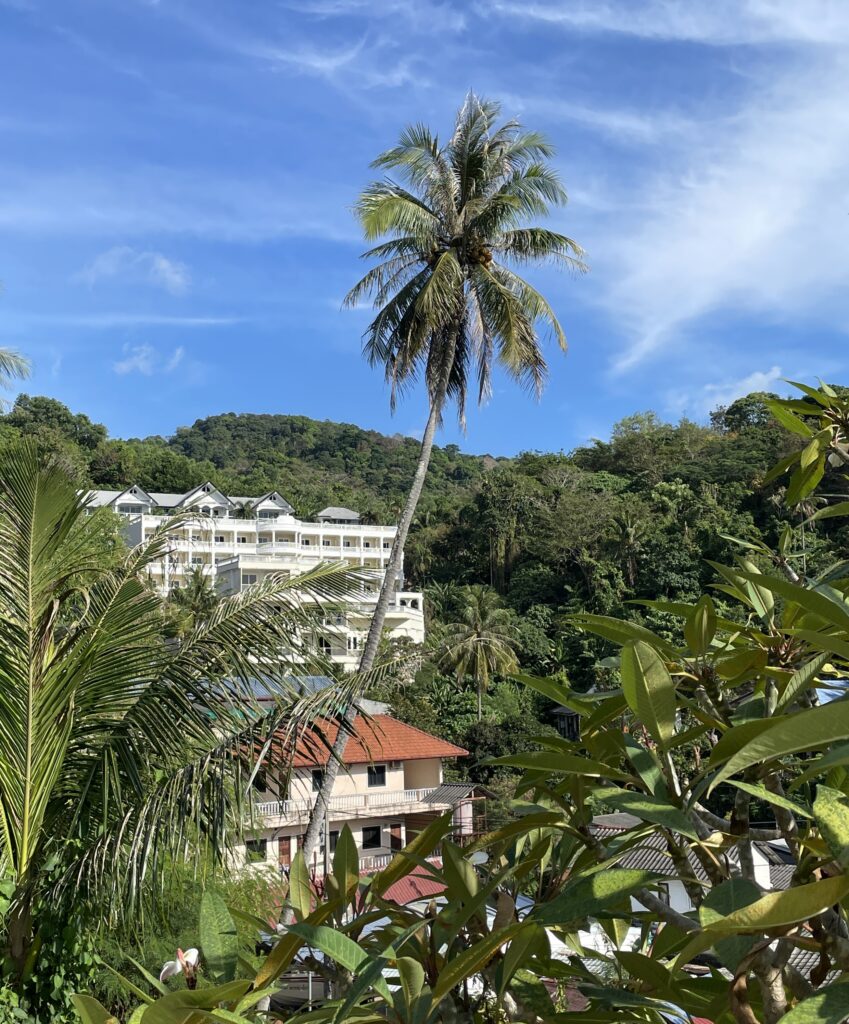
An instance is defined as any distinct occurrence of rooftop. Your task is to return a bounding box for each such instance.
[290,714,468,767]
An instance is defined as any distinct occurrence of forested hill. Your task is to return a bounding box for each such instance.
[3,390,848,690]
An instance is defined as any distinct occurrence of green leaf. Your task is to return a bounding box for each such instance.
[684,596,716,657]
[765,399,815,438]
[288,849,313,920]
[567,614,678,657]
[786,456,826,506]
[620,641,676,750]
[703,875,849,933]
[533,869,658,926]
[70,995,119,1024]
[814,785,849,870]
[763,450,803,484]
[724,780,811,818]
[394,956,426,1016]
[786,381,835,407]
[612,951,671,990]
[333,824,360,901]
[711,700,849,789]
[141,982,252,1024]
[775,651,831,712]
[489,749,629,780]
[432,924,525,1002]
[287,924,392,1001]
[780,981,849,1024]
[588,788,699,840]
[812,500,849,522]
[253,900,338,988]
[790,743,849,790]
[370,810,452,896]
[700,878,762,970]
[497,923,548,997]
[199,890,239,983]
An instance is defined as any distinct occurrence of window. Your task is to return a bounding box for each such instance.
[245,839,267,863]
[362,826,381,850]
[311,769,325,792]
[363,542,371,549]
[383,542,390,549]
[347,636,359,652]
[215,535,225,544]
[302,539,311,546]
[241,573,258,586]
[258,535,270,544]
[238,536,248,544]
[323,540,332,547]
[259,510,278,519]
[191,556,203,567]
[343,541,352,548]
[117,504,138,514]
[319,637,332,654]
[367,765,387,788]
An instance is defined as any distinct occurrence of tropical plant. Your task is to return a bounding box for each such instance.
[301,92,584,865]
[0,347,29,408]
[438,585,520,720]
[0,442,364,1017]
[169,565,221,632]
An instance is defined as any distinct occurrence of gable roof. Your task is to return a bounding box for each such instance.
[253,491,295,512]
[180,481,234,508]
[291,715,467,767]
[317,506,360,520]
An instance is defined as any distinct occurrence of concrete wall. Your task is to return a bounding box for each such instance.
[403,758,442,790]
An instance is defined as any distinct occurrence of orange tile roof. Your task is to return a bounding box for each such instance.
[291,714,467,767]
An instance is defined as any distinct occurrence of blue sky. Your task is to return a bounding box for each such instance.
[1,0,846,456]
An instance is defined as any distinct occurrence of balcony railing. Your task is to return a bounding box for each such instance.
[255,787,439,820]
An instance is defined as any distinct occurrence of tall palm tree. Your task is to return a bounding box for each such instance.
[0,347,29,408]
[0,442,362,996]
[300,95,583,863]
[438,585,519,720]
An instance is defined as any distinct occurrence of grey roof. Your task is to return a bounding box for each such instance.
[592,827,712,883]
[769,864,796,890]
[317,506,360,520]
[425,783,484,805]
[88,486,297,511]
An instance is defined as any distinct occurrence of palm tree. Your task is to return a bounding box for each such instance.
[438,585,519,720]
[170,564,221,631]
[0,442,362,995]
[300,95,583,863]
[0,347,29,407]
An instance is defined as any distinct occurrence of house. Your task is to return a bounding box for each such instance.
[591,812,794,914]
[86,483,425,665]
[234,713,482,876]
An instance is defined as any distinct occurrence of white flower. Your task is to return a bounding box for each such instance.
[159,947,199,982]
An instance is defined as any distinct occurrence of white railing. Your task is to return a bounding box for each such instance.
[255,787,438,820]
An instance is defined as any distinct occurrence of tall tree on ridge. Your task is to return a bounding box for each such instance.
[299,93,584,863]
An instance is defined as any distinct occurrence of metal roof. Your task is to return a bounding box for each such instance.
[425,783,481,805]
[317,506,360,520]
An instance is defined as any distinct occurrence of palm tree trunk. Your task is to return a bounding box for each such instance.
[296,334,458,875]
[477,685,482,722]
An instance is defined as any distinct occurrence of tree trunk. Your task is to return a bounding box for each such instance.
[477,684,482,722]
[296,334,458,874]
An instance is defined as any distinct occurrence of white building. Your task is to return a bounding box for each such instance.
[87,482,425,667]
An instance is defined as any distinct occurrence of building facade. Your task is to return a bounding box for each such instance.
[87,482,425,666]
[233,714,476,876]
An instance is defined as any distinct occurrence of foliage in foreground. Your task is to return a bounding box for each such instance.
[0,442,367,1019]
[75,384,849,1023]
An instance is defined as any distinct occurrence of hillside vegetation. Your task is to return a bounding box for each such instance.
[3,389,848,694]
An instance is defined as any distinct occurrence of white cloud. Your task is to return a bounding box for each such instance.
[670,365,784,418]
[488,0,849,46]
[597,53,849,372]
[113,343,187,376]
[76,246,190,294]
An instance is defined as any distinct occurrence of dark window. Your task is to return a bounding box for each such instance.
[311,769,325,792]
[246,839,267,863]
[321,830,339,853]
[367,765,387,788]
[362,826,381,850]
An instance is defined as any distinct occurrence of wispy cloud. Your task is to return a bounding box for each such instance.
[487,0,849,46]
[11,312,241,328]
[75,245,190,294]
[669,364,785,418]
[113,342,185,376]
[599,53,849,372]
